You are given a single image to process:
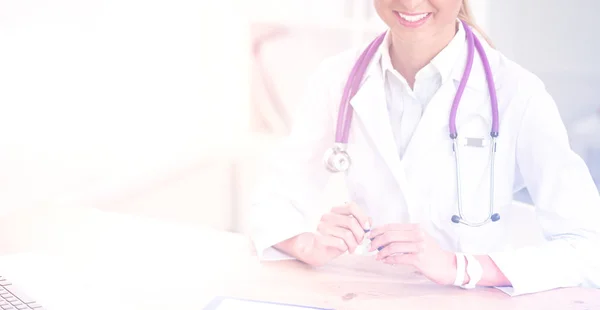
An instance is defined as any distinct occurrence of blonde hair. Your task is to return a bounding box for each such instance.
[457,0,494,48]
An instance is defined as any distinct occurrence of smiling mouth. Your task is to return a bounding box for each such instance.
[396,12,431,22]
[393,11,432,28]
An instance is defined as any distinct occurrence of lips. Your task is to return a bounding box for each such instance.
[397,12,430,22]
[393,11,431,28]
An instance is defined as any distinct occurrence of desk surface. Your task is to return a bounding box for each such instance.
[0,205,598,310]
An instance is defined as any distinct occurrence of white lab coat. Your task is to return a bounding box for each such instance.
[249,29,600,296]
[570,110,600,189]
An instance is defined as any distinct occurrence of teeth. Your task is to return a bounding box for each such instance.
[398,12,429,22]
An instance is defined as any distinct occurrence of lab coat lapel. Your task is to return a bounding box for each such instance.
[349,72,420,221]
[348,73,398,176]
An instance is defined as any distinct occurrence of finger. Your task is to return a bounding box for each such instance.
[382,253,418,266]
[321,212,365,244]
[376,242,423,260]
[369,230,424,251]
[319,225,358,253]
[330,202,370,231]
[369,223,420,238]
[316,234,347,253]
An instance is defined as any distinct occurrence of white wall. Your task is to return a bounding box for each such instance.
[3,0,595,233]
[489,0,600,126]
[0,0,250,220]
[489,0,600,201]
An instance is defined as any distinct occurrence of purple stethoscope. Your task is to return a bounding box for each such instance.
[324,20,501,227]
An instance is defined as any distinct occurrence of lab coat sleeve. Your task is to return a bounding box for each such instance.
[248,60,339,261]
[489,84,600,296]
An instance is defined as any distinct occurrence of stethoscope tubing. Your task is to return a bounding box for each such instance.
[335,33,386,144]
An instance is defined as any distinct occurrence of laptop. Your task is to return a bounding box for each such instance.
[0,253,123,310]
[0,251,232,310]
[0,275,44,309]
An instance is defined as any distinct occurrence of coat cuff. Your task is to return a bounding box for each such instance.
[251,225,313,262]
[488,240,582,296]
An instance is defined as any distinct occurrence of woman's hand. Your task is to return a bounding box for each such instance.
[280,202,371,266]
[368,223,457,285]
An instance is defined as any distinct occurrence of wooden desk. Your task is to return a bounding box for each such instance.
[0,205,598,310]
[229,255,600,310]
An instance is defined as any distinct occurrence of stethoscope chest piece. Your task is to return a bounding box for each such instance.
[324,143,351,173]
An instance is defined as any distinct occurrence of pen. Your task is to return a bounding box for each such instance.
[364,228,384,251]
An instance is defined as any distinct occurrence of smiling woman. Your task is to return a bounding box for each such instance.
[249,0,600,298]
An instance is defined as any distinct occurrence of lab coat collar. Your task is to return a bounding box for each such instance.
[350,74,423,222]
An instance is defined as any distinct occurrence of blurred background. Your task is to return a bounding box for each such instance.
[0,0,598,234]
